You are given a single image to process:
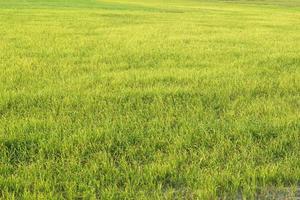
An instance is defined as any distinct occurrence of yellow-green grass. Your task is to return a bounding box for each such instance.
[0,0,299,199]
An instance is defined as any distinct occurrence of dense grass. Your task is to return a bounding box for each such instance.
[0,0,300,199]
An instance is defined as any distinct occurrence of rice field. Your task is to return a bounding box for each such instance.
[0,0,300,199]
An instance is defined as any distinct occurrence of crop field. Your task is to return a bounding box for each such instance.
[0,0,300,199]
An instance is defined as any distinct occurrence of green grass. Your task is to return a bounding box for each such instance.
[0,0,300,199]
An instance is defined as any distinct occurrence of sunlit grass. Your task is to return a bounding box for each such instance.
[0,0,299,199]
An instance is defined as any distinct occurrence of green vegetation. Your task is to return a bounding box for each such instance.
[0,0,299,199]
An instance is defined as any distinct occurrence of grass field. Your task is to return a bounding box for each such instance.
[0,0,300,199]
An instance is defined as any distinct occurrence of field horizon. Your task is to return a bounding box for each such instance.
[0,0,300,199]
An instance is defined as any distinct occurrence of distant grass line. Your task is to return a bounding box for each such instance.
[0,0,300,199]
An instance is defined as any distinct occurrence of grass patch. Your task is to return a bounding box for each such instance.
[0,0,299,198]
